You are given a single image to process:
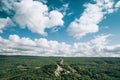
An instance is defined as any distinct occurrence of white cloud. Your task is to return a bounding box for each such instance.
[67,0,115,38]
[115,1,120,11]
[13,0,64,36]
[0,0,15,14]
[67,12,73,16]
[1,0,120,38]
[104,45,120,56]
[0,17,14,33]
[61,3,69,15]
[115,1,120,8]
[39,0,47,4]
[0,0,64,35]
[0,34,120,57]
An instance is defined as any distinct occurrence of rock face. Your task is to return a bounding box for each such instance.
[55,64,63,77]
[55,59,64,77]
[55,58,77,77]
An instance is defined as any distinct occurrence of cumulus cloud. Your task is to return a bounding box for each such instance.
[0,0,120,38]
[0,0,64,36]
[115,1,120,10]
[0,17,14,33]
[58,3,69,15]
[67,0,116,38]
[0,34,120,57]
[0,0,15,14]
[13,0,64,36]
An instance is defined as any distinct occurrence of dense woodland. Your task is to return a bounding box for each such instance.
[0,56,120,80]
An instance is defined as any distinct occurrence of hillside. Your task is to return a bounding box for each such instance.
[0,56,120,80]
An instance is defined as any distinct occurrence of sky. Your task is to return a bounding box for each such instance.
[0,0,120,57]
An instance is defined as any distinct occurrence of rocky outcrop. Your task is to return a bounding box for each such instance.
[67,65,77,73]
[54,59,77,77]
[55,64,63,77]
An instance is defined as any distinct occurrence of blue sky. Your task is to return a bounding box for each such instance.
[0,0,120,57]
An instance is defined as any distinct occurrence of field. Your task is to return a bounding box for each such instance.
[0,56,120,80]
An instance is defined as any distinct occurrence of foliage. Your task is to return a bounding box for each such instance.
[0,56,120,80]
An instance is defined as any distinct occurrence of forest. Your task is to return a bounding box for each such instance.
[0,55,120,80]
